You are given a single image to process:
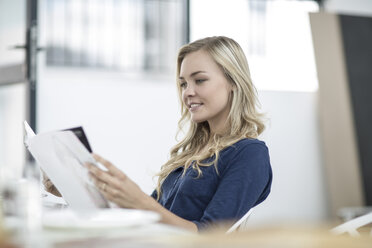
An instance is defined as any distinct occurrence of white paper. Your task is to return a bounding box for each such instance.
[23,120,36,138]
[24,123,109,214]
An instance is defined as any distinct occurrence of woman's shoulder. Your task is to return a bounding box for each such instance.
[218,138,270,171]
[222,138,268,155]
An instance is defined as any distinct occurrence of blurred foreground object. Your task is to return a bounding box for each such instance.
[165,225,372,248]
[52,224,372,248]
[0,179,41,247]
[0,189,18,248]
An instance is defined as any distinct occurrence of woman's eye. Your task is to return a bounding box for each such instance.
[180,82,187,88]
[195,79,206,84]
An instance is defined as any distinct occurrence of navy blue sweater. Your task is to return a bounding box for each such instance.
[151,138,272,231]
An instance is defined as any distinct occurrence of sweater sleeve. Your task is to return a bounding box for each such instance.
[150,190,157,200]
[192,143,272,231]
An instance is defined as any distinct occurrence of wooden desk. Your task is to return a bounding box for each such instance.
[43,225,372,248]
[2,195,371,248]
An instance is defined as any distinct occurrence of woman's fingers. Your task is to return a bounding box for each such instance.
[87,164,125,191]
[101,185,121,201]
[89,172,124,205]
[86,153,147,209]
[92,153,126,179]
[88,171,104,187]
[87,163,112,182]
[42,172,62,197]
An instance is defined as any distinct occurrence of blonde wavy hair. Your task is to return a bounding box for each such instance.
[155,36,265,199]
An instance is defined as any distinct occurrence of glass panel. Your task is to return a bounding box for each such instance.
[45,0,188,74]
[0,0,27,179]
[0,0,26,85]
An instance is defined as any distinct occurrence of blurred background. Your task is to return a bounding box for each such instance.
[0,0,371,226]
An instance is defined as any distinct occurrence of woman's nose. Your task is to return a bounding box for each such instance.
[183,84,195,97]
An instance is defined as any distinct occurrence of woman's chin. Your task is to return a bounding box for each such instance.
[191,116,207,123]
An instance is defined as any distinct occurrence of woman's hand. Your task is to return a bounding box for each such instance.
[87,153,197,232]
[86,153,151,209]
[42,171,62,197]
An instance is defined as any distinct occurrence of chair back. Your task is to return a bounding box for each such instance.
[226,207,254,233]
[331,212,372,236]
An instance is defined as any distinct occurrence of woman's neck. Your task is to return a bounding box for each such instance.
[209,122,231,136]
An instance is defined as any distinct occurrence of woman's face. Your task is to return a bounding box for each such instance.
[179,50,233,133]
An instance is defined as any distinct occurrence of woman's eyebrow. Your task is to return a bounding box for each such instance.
[179,71,207,79]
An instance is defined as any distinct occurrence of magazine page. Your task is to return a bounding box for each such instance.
[26,130,109,214]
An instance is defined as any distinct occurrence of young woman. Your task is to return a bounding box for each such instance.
[45,36,272,232]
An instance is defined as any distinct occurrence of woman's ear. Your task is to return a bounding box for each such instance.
[231,83,237,92]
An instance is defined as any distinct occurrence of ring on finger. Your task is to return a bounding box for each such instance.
[101,182,107,192]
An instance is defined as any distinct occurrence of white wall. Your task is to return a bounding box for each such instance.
[38,68,180,194]
[38,68,329,223]
[252,90,328,223]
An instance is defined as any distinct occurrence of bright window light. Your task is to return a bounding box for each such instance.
[191,0,319,92]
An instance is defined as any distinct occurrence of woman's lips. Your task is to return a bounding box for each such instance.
[189,103,203,112]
